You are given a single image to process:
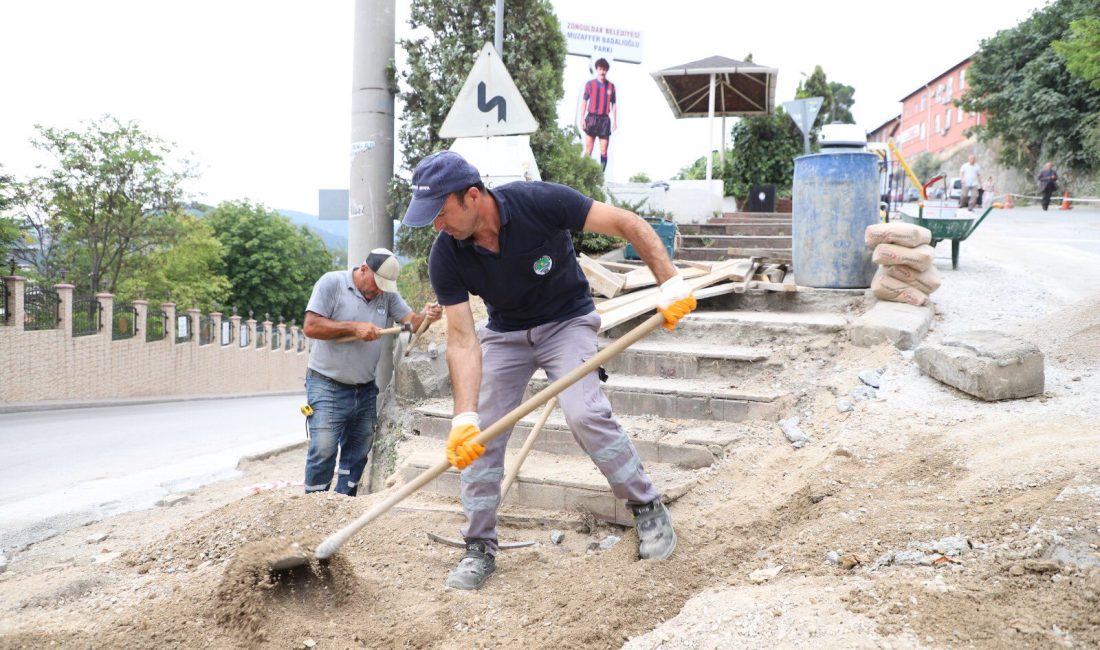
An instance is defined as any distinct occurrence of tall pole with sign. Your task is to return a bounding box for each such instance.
[782,97,823,156]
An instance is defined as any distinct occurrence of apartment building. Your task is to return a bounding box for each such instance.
[895,57,985,160]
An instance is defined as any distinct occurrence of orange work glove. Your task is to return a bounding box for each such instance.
[656,275,697,331]
[447,412,486,469]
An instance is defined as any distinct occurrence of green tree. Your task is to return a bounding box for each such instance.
[909,152,943,186]
[395,0,602,260]
[115,213,231,310]
[629,172,651,183]
[1053,16,1100,90]
[795,66,834,130]
[828,81,856,124]
[203,200,334,323]
[0,167,22,257]
[28,115,196,293]
[724,111,804,200]
[959,0,1100,173]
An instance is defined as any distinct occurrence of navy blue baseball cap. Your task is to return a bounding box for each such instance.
[402,150,482,227]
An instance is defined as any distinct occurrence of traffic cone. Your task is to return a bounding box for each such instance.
[1059,191,1073,210]
[1004,193,1013,209]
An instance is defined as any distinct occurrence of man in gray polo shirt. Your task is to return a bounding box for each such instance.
[302,248,442,495]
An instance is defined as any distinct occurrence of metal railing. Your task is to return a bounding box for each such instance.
[72,296,100,336]
[220,320,233,346]
[112,302,137,340]
[239,323,250,348]
[255,323,265,349]
[146,308,167,341]
[271,326,280,350]
[199,315,215,346]
[24,285,60,331]
[1,281,9,325]
[297,330,306,352]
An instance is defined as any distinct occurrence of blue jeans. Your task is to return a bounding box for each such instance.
[304,369,378,496]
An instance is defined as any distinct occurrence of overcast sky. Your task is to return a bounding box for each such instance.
[1,0,1049,215]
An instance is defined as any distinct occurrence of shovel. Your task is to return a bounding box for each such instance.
[298,311,668,564]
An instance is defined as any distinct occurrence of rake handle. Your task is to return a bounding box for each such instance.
[314,311,667,560]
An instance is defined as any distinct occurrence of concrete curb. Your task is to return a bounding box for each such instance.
[236,440,308,467]
[0,389,306,414]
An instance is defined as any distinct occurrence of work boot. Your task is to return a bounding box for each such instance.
[445,540,496,590]
[632,499,677,560]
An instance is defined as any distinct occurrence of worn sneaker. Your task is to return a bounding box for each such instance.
[632,499,677,560]
[445,540,496,590]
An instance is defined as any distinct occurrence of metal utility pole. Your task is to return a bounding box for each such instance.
[350,0,395,266]
[350,0,396,390]
[495,0,504,55]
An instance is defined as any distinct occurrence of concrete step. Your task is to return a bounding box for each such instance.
[671,310,848,343]
[679,234,793,249]
[678,223,792,236]
[527,372,787,422]
[599,340,772,380]
[396,437,705,526]
[677,247,793,263]
[411,400,720,469]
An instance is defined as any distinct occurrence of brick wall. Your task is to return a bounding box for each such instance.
[0,276,307,405]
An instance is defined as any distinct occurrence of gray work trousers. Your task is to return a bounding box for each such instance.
[459,310,659,554]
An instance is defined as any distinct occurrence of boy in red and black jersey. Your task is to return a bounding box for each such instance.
[580,58,616,171]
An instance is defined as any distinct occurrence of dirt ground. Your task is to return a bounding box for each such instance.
[2,227,1100,648]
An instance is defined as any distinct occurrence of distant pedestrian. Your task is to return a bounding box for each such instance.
[301,249,442,495]
[1038,162,1058,211]
[579,58,617,172]
[958,154,982,210]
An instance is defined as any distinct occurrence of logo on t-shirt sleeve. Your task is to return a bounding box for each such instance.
[533,255,553,276]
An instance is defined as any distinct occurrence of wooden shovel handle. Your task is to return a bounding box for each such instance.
[332,324,405,343]
[314,311,667,560]
[500,396,557,499]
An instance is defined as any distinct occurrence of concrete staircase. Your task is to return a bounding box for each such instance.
[392,288,864,527]
[677,212,792,263]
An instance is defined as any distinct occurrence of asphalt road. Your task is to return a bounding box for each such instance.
[0,393,306,551]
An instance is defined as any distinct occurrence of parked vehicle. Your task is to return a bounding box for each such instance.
[948,177,962,200]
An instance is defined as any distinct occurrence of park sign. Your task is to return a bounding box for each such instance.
[562,20,642,64]
[440,43,539,139]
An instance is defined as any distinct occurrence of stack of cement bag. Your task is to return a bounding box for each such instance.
[865,223,941,306]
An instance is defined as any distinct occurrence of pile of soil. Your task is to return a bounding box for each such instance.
[2,246,1099,647]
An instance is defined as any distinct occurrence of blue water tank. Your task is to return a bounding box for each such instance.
[792,151,879,288]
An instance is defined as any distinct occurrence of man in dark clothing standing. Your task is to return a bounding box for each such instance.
[402,150,696,590]
[1038,162,1059,211]
[580,58,617,171]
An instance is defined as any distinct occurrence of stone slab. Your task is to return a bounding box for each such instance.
[914,330,1045,401]
[849,300,934,350]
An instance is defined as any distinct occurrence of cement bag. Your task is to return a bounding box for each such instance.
[872,269,929,306]
[872,243,935,272]
[865,222,932,248]
[883,263,942,294]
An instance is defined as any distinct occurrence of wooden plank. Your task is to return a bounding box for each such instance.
[595,258,749,316]
[579,255,626,299]
[594,258,643,272]
[747,280,801,292]
[677,260,716,272]
[620,265,706,292]
[597,259,750,331]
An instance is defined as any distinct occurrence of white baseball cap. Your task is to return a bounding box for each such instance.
[364,248,400,293]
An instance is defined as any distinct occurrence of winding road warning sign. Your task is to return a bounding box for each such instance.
[440,43,539,138]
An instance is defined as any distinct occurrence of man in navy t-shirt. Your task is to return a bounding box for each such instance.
[402,150,696,590]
